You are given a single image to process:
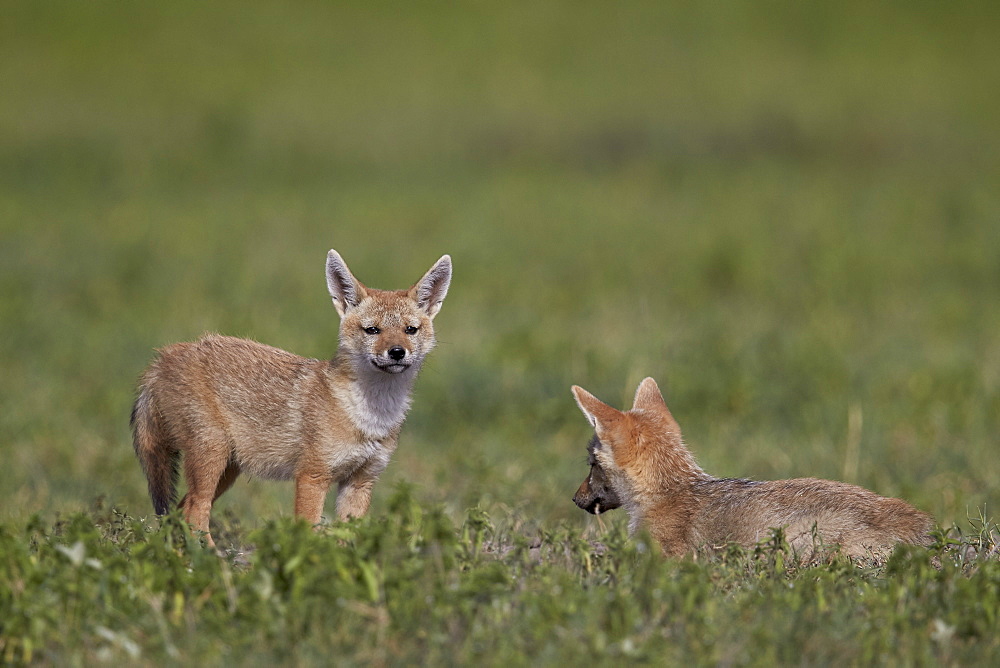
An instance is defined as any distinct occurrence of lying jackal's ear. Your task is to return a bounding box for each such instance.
[632,377,667,413]
[572,385,621,431]
[326,250,368,317]
[411,254,452,318]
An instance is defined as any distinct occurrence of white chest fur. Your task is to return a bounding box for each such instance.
[334,369,415,441]
[323,438,386,477]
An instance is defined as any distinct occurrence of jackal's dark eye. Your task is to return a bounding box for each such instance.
[404,325,419,335]
[363,326,381,335]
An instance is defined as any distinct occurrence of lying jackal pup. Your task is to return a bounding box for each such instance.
[131,250,452,546]
[572,378,933,559]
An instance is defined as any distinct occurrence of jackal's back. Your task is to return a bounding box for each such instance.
[691,477,934,557]
[138,335,330,480]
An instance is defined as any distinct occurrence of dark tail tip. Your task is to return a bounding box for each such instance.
[131,390,179,515]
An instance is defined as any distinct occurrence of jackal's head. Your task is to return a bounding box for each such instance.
[326,250,452,376]
[571,378,698,520]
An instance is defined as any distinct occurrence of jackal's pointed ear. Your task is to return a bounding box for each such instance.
[326,250,368,317]
[632,377,667,413]
[411,254,452,319]
[572,385,621,431]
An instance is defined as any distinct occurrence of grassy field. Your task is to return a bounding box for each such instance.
[2,0,999,663]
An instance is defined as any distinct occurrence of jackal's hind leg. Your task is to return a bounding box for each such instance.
[180,448,230,548]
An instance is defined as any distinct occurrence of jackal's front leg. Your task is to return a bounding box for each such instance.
[335,477,376,520]
[335,450,393,520]
[294,470,334,526]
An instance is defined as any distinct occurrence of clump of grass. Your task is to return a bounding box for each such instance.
[1,487,998,664]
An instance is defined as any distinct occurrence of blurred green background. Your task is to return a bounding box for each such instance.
[2,1,997,534]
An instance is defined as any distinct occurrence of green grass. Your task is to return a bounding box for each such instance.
[2,0,999,663]
[3,492,999,665]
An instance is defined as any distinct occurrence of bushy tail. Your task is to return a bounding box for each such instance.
[130,388,178,515]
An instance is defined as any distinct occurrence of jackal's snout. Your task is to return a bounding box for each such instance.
[369,338,417,373]
[573,463,621,515]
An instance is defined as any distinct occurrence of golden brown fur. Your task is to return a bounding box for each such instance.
[572,378,934,559]
[131,250,451,546]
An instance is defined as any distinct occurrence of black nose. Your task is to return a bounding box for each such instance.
[388,346,406,361]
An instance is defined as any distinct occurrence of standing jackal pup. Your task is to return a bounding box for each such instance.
[571,378,934,559]
[131,250,452,546]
